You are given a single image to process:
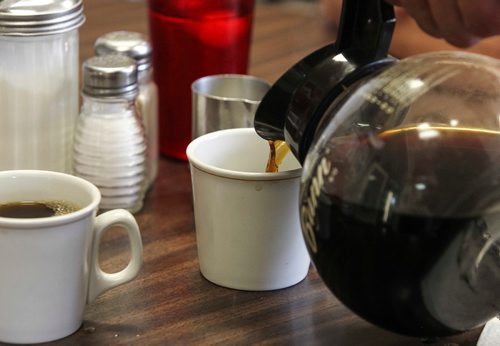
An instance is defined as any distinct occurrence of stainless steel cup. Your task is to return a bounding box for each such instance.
[191,74,270,139]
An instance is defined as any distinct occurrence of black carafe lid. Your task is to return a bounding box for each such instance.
[254,0,396,163]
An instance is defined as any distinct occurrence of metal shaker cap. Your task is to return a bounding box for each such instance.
[94,31,152,72]
[0,0,85,36]
[83,55,138,100]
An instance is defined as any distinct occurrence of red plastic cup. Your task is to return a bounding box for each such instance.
[148,0,255,160]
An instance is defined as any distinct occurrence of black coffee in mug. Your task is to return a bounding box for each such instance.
[0,201,80,218]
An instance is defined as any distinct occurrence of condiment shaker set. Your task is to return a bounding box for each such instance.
[75,32,159,213]
[0,0,158,213]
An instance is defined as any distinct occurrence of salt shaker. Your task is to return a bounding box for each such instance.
[94,31,159,189]
[73,55,147,213]
[0,0,85,172]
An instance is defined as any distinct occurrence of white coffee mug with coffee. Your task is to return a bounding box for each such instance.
[0,170,143,344]
[187,128,310,291]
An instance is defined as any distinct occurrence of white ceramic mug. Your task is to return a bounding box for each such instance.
[0,170,143,344]
[186,128,310,291]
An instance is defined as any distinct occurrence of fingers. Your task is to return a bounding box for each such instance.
[385,0,500,47]
[428,0,479,47]
[399,0,442,39]
[457,0,500,38]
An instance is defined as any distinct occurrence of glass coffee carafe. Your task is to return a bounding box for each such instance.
[254,0,500,338]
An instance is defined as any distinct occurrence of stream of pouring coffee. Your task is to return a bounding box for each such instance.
[266,140,290,172]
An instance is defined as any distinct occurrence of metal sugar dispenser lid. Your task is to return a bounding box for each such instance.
[82,55,139,100]
[94,31,152,72]
[0,0,85,36]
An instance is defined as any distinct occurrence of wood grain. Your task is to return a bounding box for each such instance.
[12,0,483,345]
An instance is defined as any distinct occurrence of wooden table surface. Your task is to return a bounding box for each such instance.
[29,0,484,345]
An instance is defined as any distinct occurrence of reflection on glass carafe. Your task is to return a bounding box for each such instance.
[254,0,500,338]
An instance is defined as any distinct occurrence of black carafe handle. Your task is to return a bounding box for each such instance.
[254,0,396,162]
[337,0,396,64]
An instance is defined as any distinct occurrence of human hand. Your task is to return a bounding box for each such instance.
[385,0,500,47]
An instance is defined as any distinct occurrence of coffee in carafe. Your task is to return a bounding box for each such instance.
[303,125,500,336]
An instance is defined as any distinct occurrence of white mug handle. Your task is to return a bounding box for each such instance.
[87,209,143,303]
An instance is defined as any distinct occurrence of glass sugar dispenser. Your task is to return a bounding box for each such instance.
[0,0,85,172]
[73,55,147,213]
[94,31,159,189]
[255,0,500,339]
